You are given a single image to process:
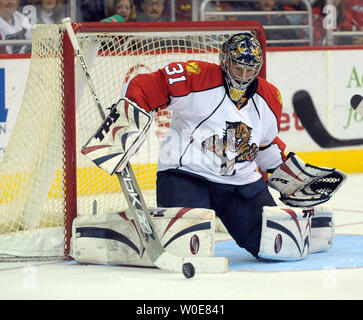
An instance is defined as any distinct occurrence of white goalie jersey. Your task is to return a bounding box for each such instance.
[123,60,287,185]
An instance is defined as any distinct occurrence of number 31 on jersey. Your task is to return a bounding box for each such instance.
[165,63,186,85]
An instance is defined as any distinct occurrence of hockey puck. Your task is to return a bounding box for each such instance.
[182,262,195,279]
[350,94,362,110]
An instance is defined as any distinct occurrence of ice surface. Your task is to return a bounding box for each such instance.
[0,174,362,300]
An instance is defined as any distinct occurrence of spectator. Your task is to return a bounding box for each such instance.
[136,0,169,22]
[230,0,255,11]
[239,0,300,46]
[79,0,106,22]
[344,0,362,27]
[174,0,191,21]
[280,0,306,25]
[343,0,363,44]
[0,0,32,53]
[105,0,136,21]
[313,0,362,45]
[28,0,65,24]
[203,1,237,21]
[171,0,236,22]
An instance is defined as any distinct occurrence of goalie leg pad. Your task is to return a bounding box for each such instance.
[70,207,216,267]
[258,206,311,261]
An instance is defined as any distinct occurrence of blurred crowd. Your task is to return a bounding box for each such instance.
[0,0,362,53]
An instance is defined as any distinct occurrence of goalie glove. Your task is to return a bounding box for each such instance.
[267,153,346,207]
[81,97,152,175]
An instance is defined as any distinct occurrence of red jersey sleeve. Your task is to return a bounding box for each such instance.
[256,77,283,130]
[272,136,287,161]
[255,77,287,171]
[125,60,223,112]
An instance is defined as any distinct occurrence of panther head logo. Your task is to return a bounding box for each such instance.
[202,121,258,176]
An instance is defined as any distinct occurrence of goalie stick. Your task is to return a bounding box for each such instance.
[293,90,363,148]
[62,18,228,274]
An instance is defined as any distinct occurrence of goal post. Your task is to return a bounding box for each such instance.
[0,21,266,260]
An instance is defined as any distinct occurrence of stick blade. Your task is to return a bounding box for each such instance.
[292,90,339,148]
[293,90,363,148]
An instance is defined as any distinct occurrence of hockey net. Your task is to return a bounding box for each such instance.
[0,21,266,260]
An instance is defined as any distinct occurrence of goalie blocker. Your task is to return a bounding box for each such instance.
[81,97,152,175]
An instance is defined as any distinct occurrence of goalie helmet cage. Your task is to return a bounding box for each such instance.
[0,21,266,260]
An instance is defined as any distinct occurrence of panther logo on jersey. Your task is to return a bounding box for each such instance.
[201,121,258,176]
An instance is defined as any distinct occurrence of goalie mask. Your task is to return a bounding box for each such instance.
[220,32,263,105]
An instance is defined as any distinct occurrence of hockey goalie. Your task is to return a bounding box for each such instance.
[73,32,346,266]
[72,98,218,267]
